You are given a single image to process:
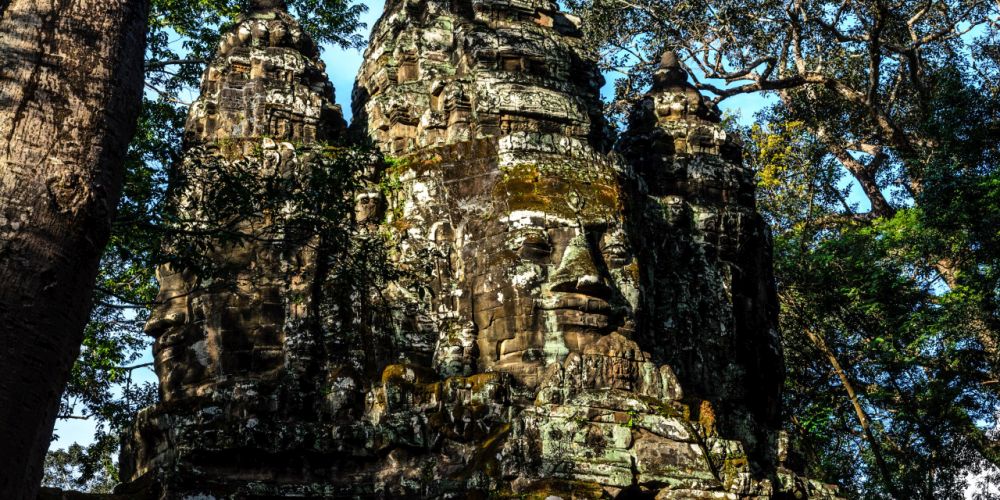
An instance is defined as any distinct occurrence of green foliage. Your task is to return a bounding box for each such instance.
[775,218,995,498]
[42,441,118,494]
[284,0,367,49]
[748,119,851,232]
[43,98,181,491]
[162,142,386,276]
[742,113,1000,498]
[160,140,400,376]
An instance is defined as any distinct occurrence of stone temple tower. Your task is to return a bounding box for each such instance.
[115,0,842,498]
[352,0,622,388]
[120,1,353,495]
[619,51,786,471]
[140,1,345,402]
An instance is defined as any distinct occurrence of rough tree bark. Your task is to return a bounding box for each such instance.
[0,0,148,497]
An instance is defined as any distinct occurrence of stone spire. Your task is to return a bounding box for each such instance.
[353,0,609,155]
[249,0,287,12]
[153,0,348,405]
[618,49,787,472]
[644,50,720,124]
[183,3,342,146]
[652,50,688,88]
[120,6,349,494]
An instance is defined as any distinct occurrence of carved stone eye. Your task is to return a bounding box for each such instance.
[600,234,630,267]
[518,233,552,260]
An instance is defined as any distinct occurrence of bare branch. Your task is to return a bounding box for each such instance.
[145,58,207,71]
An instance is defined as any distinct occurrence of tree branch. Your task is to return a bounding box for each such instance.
[145,58,207,71]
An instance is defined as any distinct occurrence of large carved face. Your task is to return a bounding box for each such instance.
[466,160,639,388]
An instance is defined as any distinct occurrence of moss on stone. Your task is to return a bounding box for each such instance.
[494,162,622,220]
[698,400,717,438]
[516,478,607,499]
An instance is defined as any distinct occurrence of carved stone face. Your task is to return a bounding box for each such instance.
[466,160,639,388]
[145,11,342,402]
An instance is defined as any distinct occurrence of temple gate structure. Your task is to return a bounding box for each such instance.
[113,0,843,498]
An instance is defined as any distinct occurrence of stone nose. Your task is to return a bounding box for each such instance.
[549,232,613,299]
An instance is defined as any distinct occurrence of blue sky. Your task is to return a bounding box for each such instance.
[321,0,382,122]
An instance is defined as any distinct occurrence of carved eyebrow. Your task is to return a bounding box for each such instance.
[505,229,550,248]
[600,243,630,259]
[599,231,630,253]
[517,233,553,251]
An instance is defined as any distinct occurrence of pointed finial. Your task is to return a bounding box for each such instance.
[660,50,680,70]
[249,0,287,12]
[652,50,689,89]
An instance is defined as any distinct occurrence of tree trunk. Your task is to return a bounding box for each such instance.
[0,1,147,498]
